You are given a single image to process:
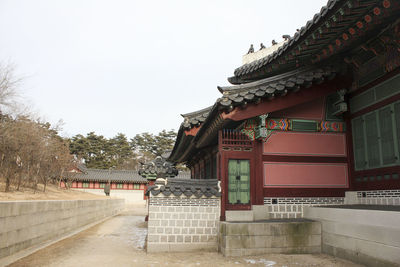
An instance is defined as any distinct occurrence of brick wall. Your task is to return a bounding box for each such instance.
[147,195,220,252]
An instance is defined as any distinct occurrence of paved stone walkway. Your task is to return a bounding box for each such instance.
[8,207,363,267]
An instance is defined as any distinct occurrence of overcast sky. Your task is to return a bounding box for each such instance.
[0,0,327,138]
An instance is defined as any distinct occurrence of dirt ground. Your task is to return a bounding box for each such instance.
[7,205,364,267]
[0,183,108,201]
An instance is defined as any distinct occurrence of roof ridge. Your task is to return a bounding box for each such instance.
[181,105,213,118]
[219,66,315,93]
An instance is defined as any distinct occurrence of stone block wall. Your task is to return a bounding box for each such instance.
[147,195,220,252]
[304,206,400,267]
[0,199,124,260]
[219,220,321,256]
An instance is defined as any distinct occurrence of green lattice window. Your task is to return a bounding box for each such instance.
[350,74,400,113]
[352,117,366,170]
[379,107,396,165]
[99,183,105,188]
[82,182,89,188]
[395,102,400,156]
[117,183,123,189]
[352,101,400,170]
[134,184,140,190]
[365,112,380,168]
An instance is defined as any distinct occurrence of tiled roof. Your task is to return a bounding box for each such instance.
[71,168,147,183]
[146,178,220,198]
[76,163,88,172]
[219,65,339,108]
[181,106,213,130]
[168,0,398,164]
[233,0,339,78]
[234,0,343,76]
[169,64,343,162]
[230,0,397,83]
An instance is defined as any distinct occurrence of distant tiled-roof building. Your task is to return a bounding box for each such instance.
[61,164,148,204]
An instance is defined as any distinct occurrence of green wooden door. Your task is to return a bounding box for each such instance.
[228,159,250,205]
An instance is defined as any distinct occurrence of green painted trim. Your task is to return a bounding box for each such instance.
[291,119,318,132]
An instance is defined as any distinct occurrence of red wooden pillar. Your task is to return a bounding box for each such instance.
[254,139,264,205]
[345,112,355,191]
[218,130,226,221]
[219,150,226,221]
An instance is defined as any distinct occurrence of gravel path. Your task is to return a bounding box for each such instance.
[8,206,363,267]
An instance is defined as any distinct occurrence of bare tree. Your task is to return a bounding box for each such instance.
[0,63,20,113]
[0,64,74,192]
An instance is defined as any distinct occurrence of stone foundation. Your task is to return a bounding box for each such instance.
[218,220,321,256]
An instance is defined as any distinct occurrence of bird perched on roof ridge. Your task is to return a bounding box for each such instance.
[260,43,266,50]
[272,39,277,45]
[247,44,254,54]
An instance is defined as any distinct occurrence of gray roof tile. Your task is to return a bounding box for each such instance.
[138,156,179,179]
[219,65,338,108]
[71,168,147,183]
[181,106,213,130]
[146,179,220,198]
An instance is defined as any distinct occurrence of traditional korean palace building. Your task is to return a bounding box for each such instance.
[61,164,149,204]
[168,0,400,220]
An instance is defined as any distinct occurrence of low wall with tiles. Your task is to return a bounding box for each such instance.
[345,190,400,205]
[263,197,344,218]
[147,195,220,252]
[0,199,125,260]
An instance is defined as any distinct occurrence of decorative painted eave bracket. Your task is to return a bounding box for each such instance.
[254,114,270,139]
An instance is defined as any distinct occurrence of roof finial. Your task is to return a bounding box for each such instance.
[282,35,291,41]
[247,44,254,54]
[259,43,266,50]
[272,39,277,45]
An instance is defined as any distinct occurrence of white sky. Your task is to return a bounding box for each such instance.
[0,0,327,138]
